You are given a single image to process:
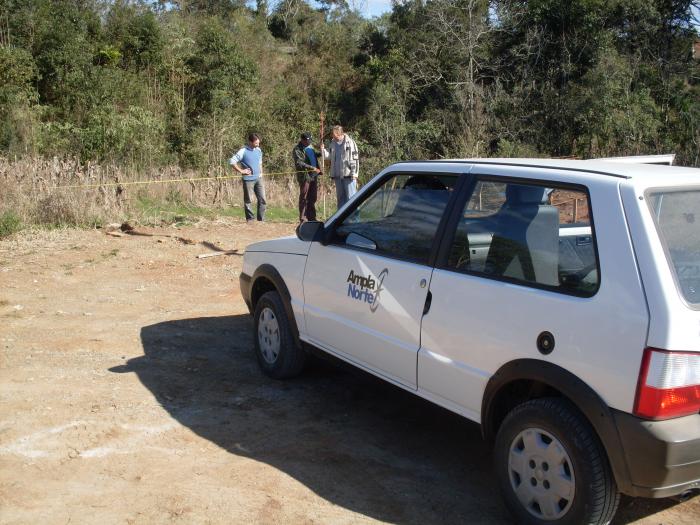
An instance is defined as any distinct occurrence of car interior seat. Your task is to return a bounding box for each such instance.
[484,185,559,286]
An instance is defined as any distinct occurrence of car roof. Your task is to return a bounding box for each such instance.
[391,158,700,187]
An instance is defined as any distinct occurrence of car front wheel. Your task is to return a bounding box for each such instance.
[494,397,619,525]
[253,290,306,379]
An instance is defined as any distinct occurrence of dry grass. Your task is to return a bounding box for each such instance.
[0,157,337,231]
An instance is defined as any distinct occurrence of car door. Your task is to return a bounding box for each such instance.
[303,172,460,388]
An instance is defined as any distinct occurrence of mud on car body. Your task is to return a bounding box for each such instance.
[240,158,700,525]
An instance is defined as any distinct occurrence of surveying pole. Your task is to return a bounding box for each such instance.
[320,112,326,218]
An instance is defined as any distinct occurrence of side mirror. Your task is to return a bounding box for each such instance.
[296,220,324,242]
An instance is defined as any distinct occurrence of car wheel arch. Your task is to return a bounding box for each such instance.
[250,264,301,348]
[481,358,634,494]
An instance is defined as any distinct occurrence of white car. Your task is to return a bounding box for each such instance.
[240,158,700,525]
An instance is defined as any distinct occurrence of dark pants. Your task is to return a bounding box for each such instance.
[298,179,318,222]
[243,179,266,222]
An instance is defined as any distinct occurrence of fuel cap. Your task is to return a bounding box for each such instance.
[537,332,555,355]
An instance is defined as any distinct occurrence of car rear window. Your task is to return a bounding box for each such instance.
[647,189,700,306]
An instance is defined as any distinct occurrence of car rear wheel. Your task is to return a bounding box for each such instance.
[253,291,306,379]
[494,397,619,525]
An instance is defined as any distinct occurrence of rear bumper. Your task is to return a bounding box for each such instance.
[240,272,252,312]
[613,409,700,498]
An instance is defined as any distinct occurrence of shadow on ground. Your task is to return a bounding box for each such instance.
[110,315,686,524]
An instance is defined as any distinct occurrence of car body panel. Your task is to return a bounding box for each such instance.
[242,250,308,334]
[418,165,648,415]
[620,181,700,353]
[302,242,431,388]
[245,235,311,256]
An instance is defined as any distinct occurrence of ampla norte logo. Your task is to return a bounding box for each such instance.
[346,268,388,313]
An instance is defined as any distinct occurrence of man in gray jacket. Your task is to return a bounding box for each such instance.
[328,125,359,208]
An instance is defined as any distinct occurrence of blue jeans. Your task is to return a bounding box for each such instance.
[334,177,357,209]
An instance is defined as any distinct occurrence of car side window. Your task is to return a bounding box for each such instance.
[447,180,599,296]
[334,173,457,263]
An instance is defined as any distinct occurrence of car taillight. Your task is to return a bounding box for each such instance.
[634,348,700,419]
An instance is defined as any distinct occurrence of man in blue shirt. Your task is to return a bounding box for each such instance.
[292,132,328,222]
[230,133,266,222]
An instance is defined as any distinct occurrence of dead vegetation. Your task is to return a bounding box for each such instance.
[0,157,337,234]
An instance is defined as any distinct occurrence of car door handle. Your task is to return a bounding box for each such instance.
[423,291,432,315]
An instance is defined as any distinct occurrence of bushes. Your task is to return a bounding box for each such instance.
[0,1,698,177]
[35,194,83,228]
[0,211,22,239]
[0,46,40,155]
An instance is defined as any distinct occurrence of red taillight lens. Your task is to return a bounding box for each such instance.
[634,348,700,420]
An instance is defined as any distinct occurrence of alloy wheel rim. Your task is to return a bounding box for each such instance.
[258,307,281,364]
[508,427,576,521]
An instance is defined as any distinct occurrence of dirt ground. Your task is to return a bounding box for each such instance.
[1,220,698,525]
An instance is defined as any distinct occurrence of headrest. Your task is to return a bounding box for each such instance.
[505,185,550,205]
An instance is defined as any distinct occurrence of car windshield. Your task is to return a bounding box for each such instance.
[647,188,700,306]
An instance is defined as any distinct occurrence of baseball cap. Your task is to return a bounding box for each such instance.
[300,132,312,140]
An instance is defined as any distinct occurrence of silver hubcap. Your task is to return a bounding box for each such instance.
[508,427,575,521]
[257,307,280,364]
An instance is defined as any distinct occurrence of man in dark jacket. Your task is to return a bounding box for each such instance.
[292,132,327,222]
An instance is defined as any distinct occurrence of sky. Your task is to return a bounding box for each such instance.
[356,0,393,18]
[247,0,394,19]
[362,2,700,25]
[252,2,699,25]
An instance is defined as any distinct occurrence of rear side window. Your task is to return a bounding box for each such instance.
[446,179,599,296]
[647,189,700,306]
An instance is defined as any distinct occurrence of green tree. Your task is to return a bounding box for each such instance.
[186,17,257,120]
[0,46,40,153]
[105,1,163,70]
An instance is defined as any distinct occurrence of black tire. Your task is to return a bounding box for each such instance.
[494,397,619,525]
[253,290,306,379]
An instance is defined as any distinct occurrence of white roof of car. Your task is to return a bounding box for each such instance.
[399,158,700,187]
[596,154,675,165]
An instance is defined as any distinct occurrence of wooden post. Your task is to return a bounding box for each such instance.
[320,112,326,219]
[573,198,579,223]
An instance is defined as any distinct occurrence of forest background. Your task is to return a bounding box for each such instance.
[0,0,699,232]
